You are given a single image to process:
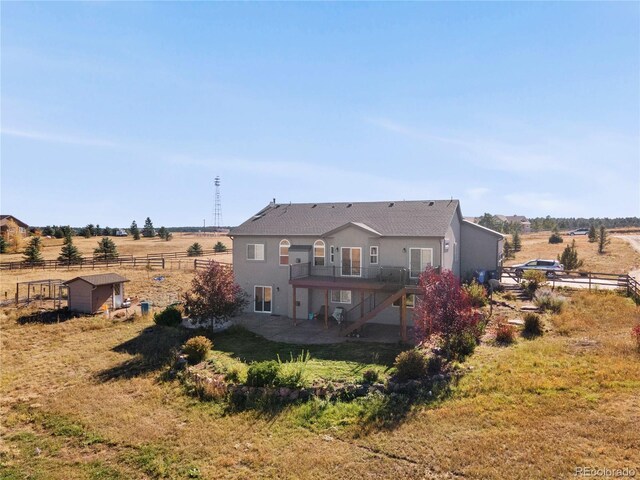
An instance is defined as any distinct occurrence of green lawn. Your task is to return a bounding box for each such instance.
[208,326,406,382]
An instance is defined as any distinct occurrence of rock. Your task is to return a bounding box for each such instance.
[279,387,291,398]
[289,390,299,400]
[321,434,334,442]
[508,318,525,326]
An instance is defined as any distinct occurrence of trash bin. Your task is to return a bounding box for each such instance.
[140,302,150,315]
[475,270,487,284]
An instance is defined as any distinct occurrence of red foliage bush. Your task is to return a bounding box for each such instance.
[414,268,482,345]
[183,262,247,326]
[632,324,640,352]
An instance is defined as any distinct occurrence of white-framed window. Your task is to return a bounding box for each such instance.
[330,290,352,304]
[314,240,325,266]
[254,286,272,313]
[330,245,335,264]
[341,247,362,277]
[279,239,290,266]
[370,246,379,265]
[393,294,415,309]
[247,243,265,261]
[409,248,433,278]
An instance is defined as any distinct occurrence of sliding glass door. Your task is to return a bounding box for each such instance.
[341,247,361,277]
[254,286,272,313]
[409,248,433,278]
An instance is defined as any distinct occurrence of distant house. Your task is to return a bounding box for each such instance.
[495,215,531,233]
[63,273,129,314]
[0,215,29,238]
[230,200,503,340]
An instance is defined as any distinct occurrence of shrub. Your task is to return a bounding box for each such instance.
[548,227,563,244]
[413,268,482,345]
[213,241,227,253]
[246,360,281,387]
[442,331,477,360]
[495,323,516,344]
[426,355,443,375]
[632,324,640,352]
[192,375,227,401]
[182,336,212,364]
[558,239,583,270]
[534,288,565,313]
[523,270,547,297]
[362,369,379,384]
[153,305,182,327]
[224,367,242,383]
[463,280,488,307]
[523,312,544,337]
[393,349,427,381]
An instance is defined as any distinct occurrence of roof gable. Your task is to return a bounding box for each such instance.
[231,200,460,238]
[322,222,382,237]
[64,273,129,287]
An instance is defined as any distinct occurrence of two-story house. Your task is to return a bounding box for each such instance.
[230,200,503,340]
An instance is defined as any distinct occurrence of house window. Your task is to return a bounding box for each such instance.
[254,286,272,313]
[279,239,290,265]
[409,248,433,278]
[370,246,379,265]
[247,244,265,261]
[393,294,415,309]
[330,245,335,264]
[341,247,361,277]
[314,240,325,266]
[331,290,352,304]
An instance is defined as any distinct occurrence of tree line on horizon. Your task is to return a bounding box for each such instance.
[476,214,640,234]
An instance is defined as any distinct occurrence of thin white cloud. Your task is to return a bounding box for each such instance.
[503,192,575,216]
[466,187,490,201]
[1,128,118,148]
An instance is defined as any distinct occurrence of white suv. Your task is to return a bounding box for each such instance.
[513,259,564,278]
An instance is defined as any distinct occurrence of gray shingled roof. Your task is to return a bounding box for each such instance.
[64,273,129,287]
[231,200,460,237]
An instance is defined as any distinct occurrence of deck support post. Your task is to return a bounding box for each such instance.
[324,289,329,329]
[400,292,407,342]
[360,290,365,318]
[292,287,297,326]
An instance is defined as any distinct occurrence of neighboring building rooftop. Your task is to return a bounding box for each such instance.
[0,215,29,229]
[495,214,530,224]
[64,273,129,287]
[231,200,460,237]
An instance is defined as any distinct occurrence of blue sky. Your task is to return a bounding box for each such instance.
[1,2,638,227]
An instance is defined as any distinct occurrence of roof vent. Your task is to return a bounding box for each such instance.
[389,202,394,207]
[428,201,435,206]
[274,204,281,209]
[346,203,352,208]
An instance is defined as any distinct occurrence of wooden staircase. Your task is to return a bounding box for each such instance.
[342,287,407,336]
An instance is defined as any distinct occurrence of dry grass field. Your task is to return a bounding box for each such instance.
[505,232,640,274]
[1,290,639,479]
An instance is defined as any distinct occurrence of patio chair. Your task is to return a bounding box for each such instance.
[330,307,345,325]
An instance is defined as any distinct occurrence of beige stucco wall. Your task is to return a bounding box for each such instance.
[67,280,93,313]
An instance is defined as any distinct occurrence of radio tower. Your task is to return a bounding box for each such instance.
[213,176,222,230]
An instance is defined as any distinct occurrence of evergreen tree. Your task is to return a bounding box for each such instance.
[41,226,54,237]
[503,239,513,260]
[23,236,43,263]
[588,225,597,243]
[512,230,522,252]
[158,226,172,241]
[558,239,583,270]
[53,226,65,239]
[142,217,155,238]
[95,225,100,236]
[57,234,82,264]
[85,224,95,238]
[548,226,563,244]
[0,236,7,254]
[130,220,141,240]
[94,237,119,260]
[597,226,610,254]
[213,241,227,252]
[187,242,204,257]
[60,226,73,238]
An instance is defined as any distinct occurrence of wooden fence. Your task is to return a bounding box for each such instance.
[501,266,640,303]
[0,250,231,272]
[193,259,233,270]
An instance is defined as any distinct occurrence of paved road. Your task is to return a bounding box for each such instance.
[615,235,640,280]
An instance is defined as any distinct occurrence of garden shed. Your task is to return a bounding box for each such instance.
[63,273,129,314]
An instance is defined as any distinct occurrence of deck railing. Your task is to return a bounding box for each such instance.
[289,262,412,285]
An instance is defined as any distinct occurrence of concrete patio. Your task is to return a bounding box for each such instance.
[233,312,415,345]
